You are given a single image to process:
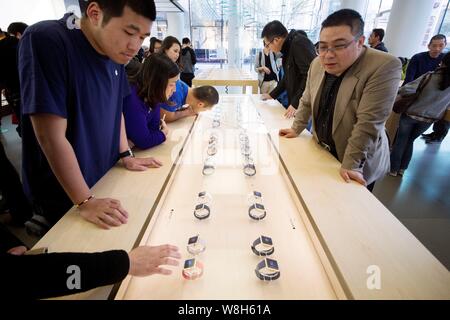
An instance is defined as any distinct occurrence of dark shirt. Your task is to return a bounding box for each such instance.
[404,51,444,84]
[0,34,20,93]
[263,52,277,82]
[269,30,316,108]
[315,72,345,159]
[0,250,129,299]
[18,13,130,212]
[374,42,388,53]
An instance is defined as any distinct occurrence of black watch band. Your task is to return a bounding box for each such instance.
[119,149,134,160]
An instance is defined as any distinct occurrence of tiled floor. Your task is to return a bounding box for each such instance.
[1,113,449,270]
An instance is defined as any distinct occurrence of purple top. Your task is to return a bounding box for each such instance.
[123,85,166,150]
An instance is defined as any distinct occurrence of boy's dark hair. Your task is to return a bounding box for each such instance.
[149,37,162,53]
[439,52,450,91]
[161,36,182,66]
[261,20,288,41]
[321,9,365,37]
[182,37,190,45]
[130,53,180,108]
[429,34,447,46]
[79,0,156,24]
[7,22,28,36]
[372,28,385,41]
[192,86,219,106]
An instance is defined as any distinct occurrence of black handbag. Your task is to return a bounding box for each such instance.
[393,73,432,114]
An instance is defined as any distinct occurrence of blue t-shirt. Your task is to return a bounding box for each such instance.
[19,13,130,203]
[159,80,189,112]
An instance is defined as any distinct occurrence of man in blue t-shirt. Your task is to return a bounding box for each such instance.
[19,1,164,236]
[159,80,219,123]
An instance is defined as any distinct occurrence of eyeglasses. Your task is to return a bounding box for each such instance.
[315,34,363,56]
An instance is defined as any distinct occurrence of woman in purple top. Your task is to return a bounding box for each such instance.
[123,53,180,150]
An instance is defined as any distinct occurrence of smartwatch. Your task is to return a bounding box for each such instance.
[243,164,256,177]
[197,191,212,205]
[207,144,217,156]
[202,157,215,176]
[249,203,266,220]
[187,235,207,255]
[212,119,221,128]
[251,235,274,256]
[194,203,211,220]
[119,148,134,160]
[247,191,263,205]
[182,258,204,280]
[255,258,280,281]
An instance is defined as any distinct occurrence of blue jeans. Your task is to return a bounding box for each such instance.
[390,114,432,172]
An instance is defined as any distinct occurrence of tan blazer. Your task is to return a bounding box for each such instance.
[292,47,402,185]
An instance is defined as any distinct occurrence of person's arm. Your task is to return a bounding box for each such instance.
[290,37,317,109]
[268,75,286,100]
[190,47,197,65]
[403,55,418,85]
[0,244,181,300]
[160,106,196,123]
[342,57,402,181]
[123,100,166,150]
[30,114,129,229]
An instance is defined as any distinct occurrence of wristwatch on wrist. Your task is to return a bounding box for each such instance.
[119,148,134,160]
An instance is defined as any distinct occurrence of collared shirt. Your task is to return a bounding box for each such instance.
[315,72,345,159]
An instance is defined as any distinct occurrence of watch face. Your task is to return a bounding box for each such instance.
[266,258,279,270]
[188,235,199,245]
[261,236,272,246]
[195,204,204,210]
[255,203,265,210]
[184,259,196,269]
[198,192,206,197]
[254,191,262,198]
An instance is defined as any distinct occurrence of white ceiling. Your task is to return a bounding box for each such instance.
[155,0,185,13]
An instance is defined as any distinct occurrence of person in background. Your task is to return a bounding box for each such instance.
[123,54,177,150]
[180,37,197,87]
[260,21,316,119]
[368,28,388,52]
[18,0,163,236]
[390,52,450,177]
[7,22,29,39]
[148,36,162,57]
[279,9,401,191]
[254,41,279,94]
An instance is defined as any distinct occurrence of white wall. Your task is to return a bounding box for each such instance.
[0,0,67,30]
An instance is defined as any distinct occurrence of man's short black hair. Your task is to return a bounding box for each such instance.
[429,34,447,45]
[79,0,156,24]
[192,86,219,107]
[321,9,365,37]
[372,28,385,41]
[261,20,288,40]
[7,22,28,36]
[182,37,190,44]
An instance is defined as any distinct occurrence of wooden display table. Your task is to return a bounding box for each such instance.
[34,96,450,300]
[192,68,259,94]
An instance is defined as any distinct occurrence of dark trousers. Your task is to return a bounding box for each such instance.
[180,73,195,87]
[0,223,25,252]
[4,91,22,137]
[0,140,33,225]
[390,114,432,172]
[431,119,449,140]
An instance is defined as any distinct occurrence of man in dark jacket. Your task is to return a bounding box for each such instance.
[368,28,388,52]
[261,21,316,118]
[180,37,197,87]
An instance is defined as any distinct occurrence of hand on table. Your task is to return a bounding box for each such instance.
[128,245,181,276]
[279,128,299,139]
[339,168,367,186]
[78,198,129,229]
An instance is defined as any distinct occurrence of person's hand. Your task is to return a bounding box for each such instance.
[340,168,367,186]
[122,156,163,171]
[160,119,169,137]
[78,198,129,229]
[279,128,299,139]
[186,104,198,116]
[7,246,27,256]
[284,105,297,119]
[261,93,273,101]
[262,66,271,74]
[128,244,181,277]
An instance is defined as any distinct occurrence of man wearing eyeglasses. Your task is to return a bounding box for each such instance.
[279,9,402,191]
[260,21,316,119]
